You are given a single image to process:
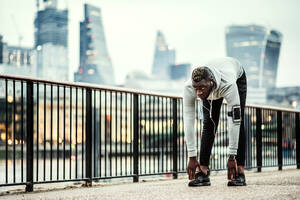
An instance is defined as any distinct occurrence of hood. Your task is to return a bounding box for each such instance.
[206,65,221,98]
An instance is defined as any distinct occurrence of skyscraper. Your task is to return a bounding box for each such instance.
[152,31,176,80]
[170,63,191,81]
[74,4,115,85]
[226,25,282,89]
[34,0,69,81]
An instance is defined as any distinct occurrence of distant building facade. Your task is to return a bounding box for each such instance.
[152,31,176,80]
[0,35,35,77]
[170,63,191,81]
[34,0,69,81]
[125,70,184,95]
[267,86,300,109]
[226,25,282,89]
[74,4,115,85]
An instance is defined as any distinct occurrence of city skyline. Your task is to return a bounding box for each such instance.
[1,0,300,86]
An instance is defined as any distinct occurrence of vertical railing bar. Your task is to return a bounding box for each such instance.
[43,84,46,181]
[133,93,139,182]
[57,86,60,180]
[5,79,8,184]
[181,100,183,171]
[70,87,72,179]
[165,97,168,172]
[75,87,78,179]
[153,96,155,173]
[36,82,39,182]
[13,80,16,183]
[99,90,102,177]
[85,88,92,186]
[139,95,142,174]
[110,91,113,177]
[168,98,171,171]
[81,88,84,178]
[115,91,118,176]
[104,90,107,177]
[162,97,165,172]
[93,90,96,178]
[158,97,160,172]
[148,95,151,174]
[130,94,133,175]
[63,86,66,179]
[21,81,24,182]
[50,84,53,180]
[295,112,300,169]
[125,93,128,175]
[143,95,147,174]
[172,98,178,179]
[144,95,146,174]
[120,92,123,176]
[256,108,262,172]
[26,81,34,192]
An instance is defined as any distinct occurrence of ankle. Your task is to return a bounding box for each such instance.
[238,166,244,174]
[200,165,208,175]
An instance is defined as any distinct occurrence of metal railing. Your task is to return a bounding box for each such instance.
[0,74,299,192]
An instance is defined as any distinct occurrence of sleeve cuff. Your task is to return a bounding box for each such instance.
[188,149,197,157]
[228,148,237,155]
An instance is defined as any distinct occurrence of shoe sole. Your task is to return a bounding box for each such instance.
[188,182,211,187]
[227,182,247,186]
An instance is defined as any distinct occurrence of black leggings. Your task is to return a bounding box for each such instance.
[199,71,247,166]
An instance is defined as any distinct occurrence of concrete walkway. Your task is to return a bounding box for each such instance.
[1,169,300,200]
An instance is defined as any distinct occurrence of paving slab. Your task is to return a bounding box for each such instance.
[1,169,300,200]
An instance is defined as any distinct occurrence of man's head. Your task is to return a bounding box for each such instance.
[191,66,215,100]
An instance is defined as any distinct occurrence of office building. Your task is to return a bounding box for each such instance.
[170,63,191,81]
[74,4,115,85]
[152,31,176,80]
[34,0,69,81]
[226,25,282,89]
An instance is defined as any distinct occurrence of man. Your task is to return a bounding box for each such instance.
[183,57,247,186]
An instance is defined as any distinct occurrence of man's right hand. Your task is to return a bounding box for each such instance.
[187,157,200,180]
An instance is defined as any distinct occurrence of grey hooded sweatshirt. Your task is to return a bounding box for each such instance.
[183,57,244,158]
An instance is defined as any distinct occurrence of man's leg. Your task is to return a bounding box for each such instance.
[200,97,223,174]
[236,72,247,173]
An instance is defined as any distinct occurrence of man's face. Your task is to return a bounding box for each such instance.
[192,79,213,100]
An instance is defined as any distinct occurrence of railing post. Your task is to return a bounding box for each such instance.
[296,113,300,169]
[26,81,34,192]
[133,94,139,182]
[277,111,282,170]
[256,108,262,172]
[172,98,178,179]
[85,88,92,186]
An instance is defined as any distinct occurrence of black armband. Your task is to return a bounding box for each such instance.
[228,105,241,123]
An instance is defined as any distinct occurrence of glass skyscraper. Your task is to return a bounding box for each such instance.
[74,4,115,85]
[226,25,282,88]
[34,0,69,81]
[170,63,191,81]
[152,31,176,80]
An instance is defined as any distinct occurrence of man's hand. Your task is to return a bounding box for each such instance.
[187,157,200,180]
[227,156,237,180]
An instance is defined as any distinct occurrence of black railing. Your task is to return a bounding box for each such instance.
[0,74,299,192]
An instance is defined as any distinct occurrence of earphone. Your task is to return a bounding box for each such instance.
[201,91,217,135]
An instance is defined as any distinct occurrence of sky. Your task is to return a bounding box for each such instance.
[1,0,300,87]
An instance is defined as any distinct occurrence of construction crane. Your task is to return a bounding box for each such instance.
[10,14,23,47]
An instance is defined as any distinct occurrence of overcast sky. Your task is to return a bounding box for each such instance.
[1,0,300,86]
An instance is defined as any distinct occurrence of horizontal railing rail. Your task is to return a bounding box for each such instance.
[0,74,299,192]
